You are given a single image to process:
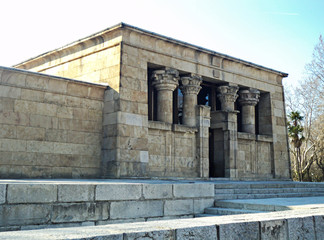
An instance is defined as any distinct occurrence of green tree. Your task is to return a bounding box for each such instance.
[287,111,305,181]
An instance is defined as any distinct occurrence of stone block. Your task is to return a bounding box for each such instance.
[287,217,315,240]
[260,219,287,240]
[67,82,89,97]
[21,88,44,102]
[176,226,217,240]
[173,183,214,198]
[124,230,175,240]
[0,124,16,138]
[58,185,95,202]
[0,139,26,152]
[0,204,51,226]
[218,222,260,240]
[95,184,142,201]
[7,184,57,203]
[51,202,109,223]
[164,199,193,216]
[0,185,5,204]
[110,200,163,219]
[0,85,21,99]
[16,126,45,141]
[314,216,324,239]
[143,184,172,199]
[193,198,214,214]
[27,141,54,154]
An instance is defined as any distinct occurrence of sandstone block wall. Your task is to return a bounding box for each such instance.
[0,181,214,231]
[237,133,274,179]
[148,122,198,177]
[0,67,106,178]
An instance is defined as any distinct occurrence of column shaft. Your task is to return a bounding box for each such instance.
[152,68,179,124]
[238,88,260,134]
[180,74,202,127]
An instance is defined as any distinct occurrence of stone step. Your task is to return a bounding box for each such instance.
[215,187,324,195]
[214,192,324,200]
[214,201,285,212]
[205,207,265,215]
[214,183,324,190]
[194,213,219,218]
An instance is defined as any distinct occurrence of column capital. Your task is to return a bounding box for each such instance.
[152,68,179,91]
[180,74,202,95]
[238,88,260,106]
[217,85,239,111]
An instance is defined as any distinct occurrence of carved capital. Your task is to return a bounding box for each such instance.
[217,85,239,103]
[238,88,260,106]
[180,74,202,95]
[152,68,179,91]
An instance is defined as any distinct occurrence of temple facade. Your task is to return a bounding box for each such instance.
[1,23,290,180]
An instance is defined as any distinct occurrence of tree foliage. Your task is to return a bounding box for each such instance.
[285,35,324,181]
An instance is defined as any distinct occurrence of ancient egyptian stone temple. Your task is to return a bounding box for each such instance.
[0,23,290,180]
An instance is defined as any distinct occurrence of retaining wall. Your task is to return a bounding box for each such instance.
[0,180,214,231]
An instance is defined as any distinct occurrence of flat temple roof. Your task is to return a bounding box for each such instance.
[14,22,288,77]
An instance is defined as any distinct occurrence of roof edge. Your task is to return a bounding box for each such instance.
[14,22,288,77]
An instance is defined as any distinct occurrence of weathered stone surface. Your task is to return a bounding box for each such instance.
[110,200,163,219]
[124,230,175,240]
[287,217,315,240]
[96,184,142,201]
[0,185,5,204]
[7,184,57,203]
[51,202,109,223]
[0,204,51,226]
[314,216,324,239]
[193,198,214,214]
[143,184,172,199]
[176,226,217,240]
[164,199,193,216]
[260,219,287,240]
[173,184,214,198]
[218,222,259,240]
[58,184,95,202]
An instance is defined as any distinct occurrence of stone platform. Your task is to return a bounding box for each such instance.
[1,179,324,236]
[0,179,215,231]
[0,207,324,239]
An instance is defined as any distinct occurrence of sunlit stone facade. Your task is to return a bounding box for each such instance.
[9,23,290,180]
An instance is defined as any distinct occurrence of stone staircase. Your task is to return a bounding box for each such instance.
[202,181,324,216]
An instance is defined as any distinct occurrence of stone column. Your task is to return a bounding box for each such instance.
[217,85,239,111]
[238,88,260,134]
[152,68,179,123]
[180,74,202,127]
[215,85,239,178]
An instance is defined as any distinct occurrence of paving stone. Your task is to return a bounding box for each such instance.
[314,216,324,239]
[260,219,287,240]
[124,230,175,240]
[287,217,315,240]
[95,184,142,201]
[110,200,163,219]
[0,185,5,204]
[143,184,172,199]
[176,225,217,240]
[164,199,193,216]
[173,183,214,198]
[0,204,51,226]
[218,221,260,240]
[51,202,109,223]
[193,198,214,214]
[58,184,95,202]
[7,184,57,203]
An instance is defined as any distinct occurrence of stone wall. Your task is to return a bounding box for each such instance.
[12,23,290,180]
[0,180,214,231]
[147,122,198,177]
[237,133,273,179]
[0,67,106,178]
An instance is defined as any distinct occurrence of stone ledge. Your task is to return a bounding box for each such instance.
[148,120,172,131]
[0,209,323,239]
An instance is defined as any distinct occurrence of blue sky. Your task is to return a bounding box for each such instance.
[0,0,323,85]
